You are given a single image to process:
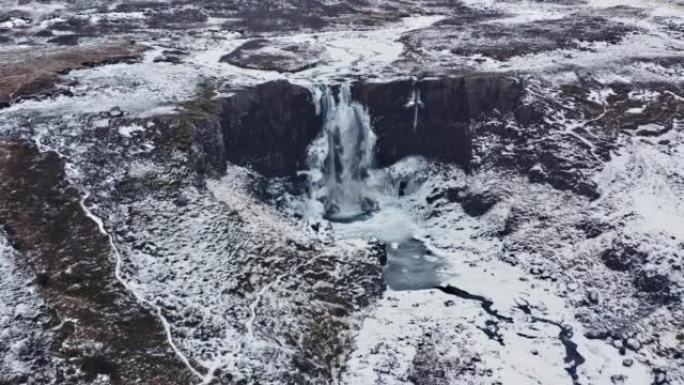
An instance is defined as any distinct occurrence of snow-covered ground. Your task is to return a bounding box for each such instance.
[335,155,676,384]
[1,0,683,384]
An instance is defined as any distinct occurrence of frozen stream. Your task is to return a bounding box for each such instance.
[332,201,444,291]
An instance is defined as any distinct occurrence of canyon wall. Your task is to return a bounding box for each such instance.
[214,75,526,177]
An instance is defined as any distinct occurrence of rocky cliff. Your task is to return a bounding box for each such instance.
[212,75,526,177]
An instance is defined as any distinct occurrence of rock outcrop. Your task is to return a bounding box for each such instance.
[210,76,525,178]
[217,80,321,177]
[352,75,523,170]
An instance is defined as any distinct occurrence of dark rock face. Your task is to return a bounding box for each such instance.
[445,187,499,217]
[217,80,321,177]
[47,34,80,46]
[601,243,647,272]
[425,186,500,217]
[207,75,525,179]
[634,272,671,295]
[201,76,524,178]
[353,75,524,170]
[0,140,196,385]
[575,219,612,239]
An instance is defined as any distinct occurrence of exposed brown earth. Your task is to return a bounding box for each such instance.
[0,140,196,385]
[0,43,144,107]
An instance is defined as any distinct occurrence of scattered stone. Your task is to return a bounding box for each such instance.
[587,290,600,304]
[448,188,499,217]
[501,253,519,266]
[575,219,611,239]
[48,34,80,46]
[612,339,624,349]
[653,370,668,384]
[625,338,642,351]
[153,49,187,64]
[636,123,670,137]
[109,107,123,117]
[634,271,671,294]
[601,241,647,271]
[528,163,548,182]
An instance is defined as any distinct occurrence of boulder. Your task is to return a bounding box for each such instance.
[634,271,671,295]
[601,241,648,271]
[445,187,499,217]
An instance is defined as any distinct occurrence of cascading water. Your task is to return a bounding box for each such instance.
[299,82,617,385]
[308,83,378,222]
[303,82,444,290]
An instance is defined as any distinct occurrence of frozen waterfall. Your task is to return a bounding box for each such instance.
[308,83,378,222]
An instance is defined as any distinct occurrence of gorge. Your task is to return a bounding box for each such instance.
[1,1,683,385]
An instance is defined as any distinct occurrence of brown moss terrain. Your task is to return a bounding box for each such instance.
[0,43,144,107]
[0,140,196,385]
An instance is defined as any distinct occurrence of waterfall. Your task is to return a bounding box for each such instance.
[307,83,378,221]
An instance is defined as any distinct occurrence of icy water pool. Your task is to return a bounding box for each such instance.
[329,203,445,291]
